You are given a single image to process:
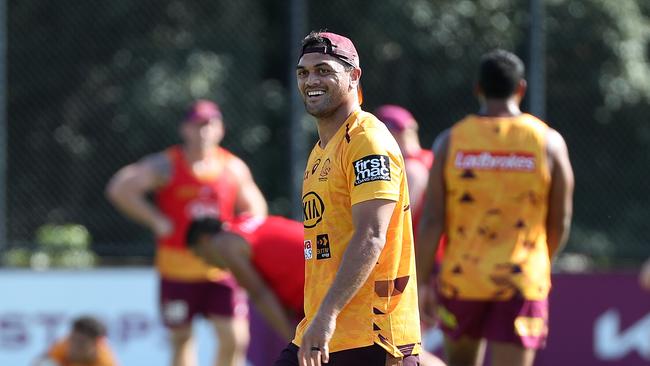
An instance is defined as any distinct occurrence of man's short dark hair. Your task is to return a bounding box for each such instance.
[301,30,327,50]
[301,30,356,71]
[478,49,525,99]
[72,316,107,339]
[186,217,224,248]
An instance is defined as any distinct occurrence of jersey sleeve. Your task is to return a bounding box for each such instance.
[96,338,119,366]
[344,127,403,206]
[46,339,66,363]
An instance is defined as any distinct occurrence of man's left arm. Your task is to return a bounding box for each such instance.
[298,199,396,364]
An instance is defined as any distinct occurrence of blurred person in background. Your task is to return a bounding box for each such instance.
[638,258,650,290]
[375,104,446,366]
[416,49,574,366]
[186,215,305,365]
[33,315,118,366]
[374,104,433,234]
[276,30,423,366]
[106,99,268,366]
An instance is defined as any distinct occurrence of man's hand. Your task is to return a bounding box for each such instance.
[298,312,337,366]
[639,258,650,291]
[419,284,438,328]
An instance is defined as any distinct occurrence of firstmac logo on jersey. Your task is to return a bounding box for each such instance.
[353,154,391,186]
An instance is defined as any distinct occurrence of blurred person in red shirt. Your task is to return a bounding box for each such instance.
[33,316,118,366]
[375,104,433,234]
[375,104,447,366]
[187,215,305,366]
[106,100,268,366]
[375,103,446,281]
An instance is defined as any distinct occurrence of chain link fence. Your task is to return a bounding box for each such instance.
[4,0,650,269]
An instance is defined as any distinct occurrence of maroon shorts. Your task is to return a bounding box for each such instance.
[436,294,548,349]
[247,305,302,366]
[159,276,248,328]
[273,343,420,366]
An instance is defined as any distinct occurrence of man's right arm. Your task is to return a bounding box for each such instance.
[105,153,173,237]
[545,129,574,261]
[415,129,449,325]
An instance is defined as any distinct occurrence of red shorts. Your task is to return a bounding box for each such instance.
[436,294,548,349]
[159,276,248,328]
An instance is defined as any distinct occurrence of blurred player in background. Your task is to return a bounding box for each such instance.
[416,49,574,366]
[33,315,118,366]
[375,103,447,366]
[106,100,268,366]
[375,104,433,234]
[186,215,305,365]
[277,30,422,366]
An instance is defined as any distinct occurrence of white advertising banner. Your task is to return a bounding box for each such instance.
[4,270,649,366]
[0,269,217,366]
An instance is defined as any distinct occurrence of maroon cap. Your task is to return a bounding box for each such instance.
[183,100,222,124]
[300,32,360,69]
[375,105,416,131]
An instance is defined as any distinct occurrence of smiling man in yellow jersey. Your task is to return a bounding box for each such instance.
[273,31,423,366]
[416,49,574,366]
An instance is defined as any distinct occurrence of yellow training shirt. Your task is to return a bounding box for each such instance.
[295,110,421,357]
[440,113,551,301]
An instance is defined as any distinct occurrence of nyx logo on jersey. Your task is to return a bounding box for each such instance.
[353,154,391,186]
[302,191,324,228]
[304,159,321,180]
[316,234,331,260]
[304,240,313,260]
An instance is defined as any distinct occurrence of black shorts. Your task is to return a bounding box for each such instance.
[273,343,420,366]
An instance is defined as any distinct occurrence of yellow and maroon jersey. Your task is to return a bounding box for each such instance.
[47,337,118,366]
[440,113,551,301]
[295,110,421,357]
[154,145,238,282]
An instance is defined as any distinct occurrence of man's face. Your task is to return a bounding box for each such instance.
[180,118,224,149]
[296,53,356,118]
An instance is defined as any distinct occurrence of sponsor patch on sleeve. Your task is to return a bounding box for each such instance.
[304,240,313,260]
[353,154,391,186]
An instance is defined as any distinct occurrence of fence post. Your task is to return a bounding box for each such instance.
[528,0,546,119]
[288,0,307,221]
[0,0,6,252]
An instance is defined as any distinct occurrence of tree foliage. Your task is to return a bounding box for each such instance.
[7,0,650,266]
